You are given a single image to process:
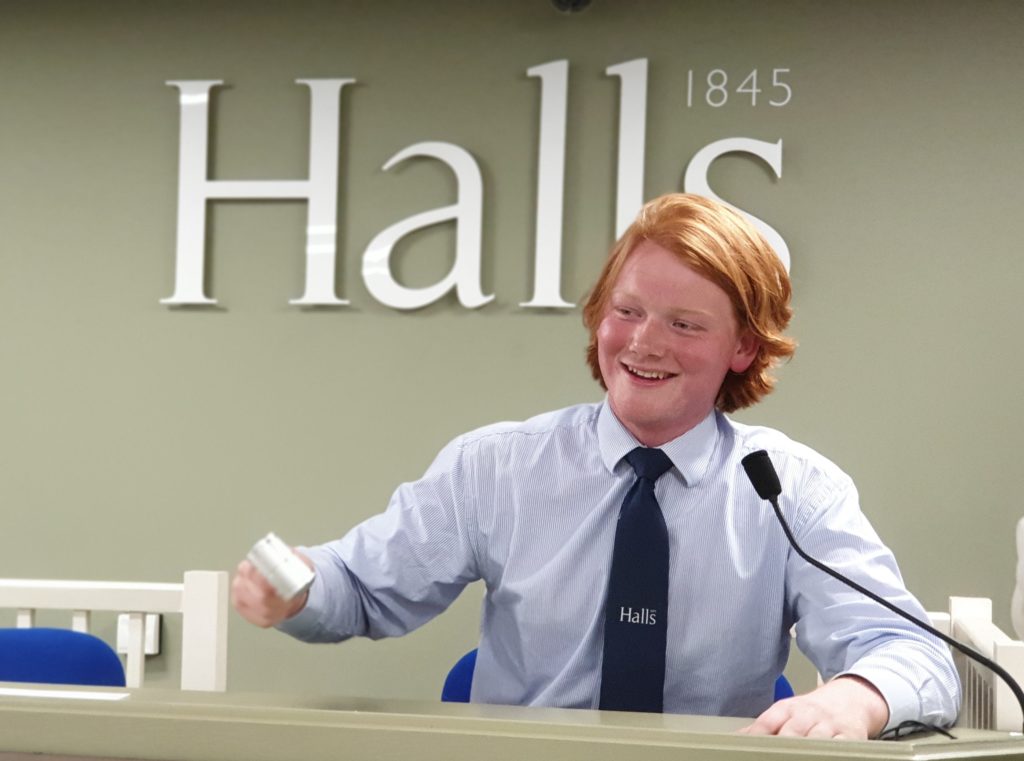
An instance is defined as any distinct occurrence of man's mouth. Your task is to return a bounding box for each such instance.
[624,364,674,381]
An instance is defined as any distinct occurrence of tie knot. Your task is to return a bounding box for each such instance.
[625,447,673,482]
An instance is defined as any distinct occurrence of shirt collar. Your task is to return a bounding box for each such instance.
[596,400,719,487]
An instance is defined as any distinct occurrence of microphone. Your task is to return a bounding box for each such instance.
[741,449,781,502]
[741,449,1024,733]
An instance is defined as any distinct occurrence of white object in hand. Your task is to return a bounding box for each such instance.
[247,532,315,601]
[1012,518,1024,640]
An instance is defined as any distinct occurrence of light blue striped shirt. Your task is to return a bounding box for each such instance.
[280,401,959,730]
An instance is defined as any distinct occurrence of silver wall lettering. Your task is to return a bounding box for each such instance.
[162,78,355,306]
[606,59,648,239]
[362,142,491,310]
[683,137,790,272]
[164,67,789,310]
[520,60,573,309]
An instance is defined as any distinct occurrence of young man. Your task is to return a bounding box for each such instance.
[233,194,959,739]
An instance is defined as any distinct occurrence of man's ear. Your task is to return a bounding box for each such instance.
[730,331,760,374]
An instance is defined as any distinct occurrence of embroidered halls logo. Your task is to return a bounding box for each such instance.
[619,607,657,625]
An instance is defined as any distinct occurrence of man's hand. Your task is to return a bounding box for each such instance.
[231,549,313,628]
[739,675,889,740]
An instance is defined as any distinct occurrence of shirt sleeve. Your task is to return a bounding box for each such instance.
[785,472,961,732]
[277,435,482,643]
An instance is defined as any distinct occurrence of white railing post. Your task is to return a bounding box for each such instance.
[124,611,146,688]
[180,571,229,691]
[71,610,91,633]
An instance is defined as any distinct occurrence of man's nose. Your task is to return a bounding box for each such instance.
[629,319,666,357]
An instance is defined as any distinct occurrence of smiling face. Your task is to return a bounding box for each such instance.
[596,240,759,447]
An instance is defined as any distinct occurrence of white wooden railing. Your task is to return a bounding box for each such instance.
[0,570,228,691]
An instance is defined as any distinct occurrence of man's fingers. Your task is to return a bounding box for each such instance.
[741,712,854,741]
[805,722,838,739]
[231,559,293,628]
[775,712,815,738]
[740,700,792,735]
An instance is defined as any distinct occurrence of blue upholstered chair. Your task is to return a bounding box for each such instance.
[772,670,795,700]
[441,648,795,704]
[441,648,479,702]
[0,627,126,687]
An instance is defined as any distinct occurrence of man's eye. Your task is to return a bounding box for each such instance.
[615,307,635,317]
[673,321,695,330]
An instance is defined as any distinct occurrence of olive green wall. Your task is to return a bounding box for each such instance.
[1,0,1021,699]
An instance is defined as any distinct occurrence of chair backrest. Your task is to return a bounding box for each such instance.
[441,649,477,702]
[0,570,228,691]
[0,627,125,687]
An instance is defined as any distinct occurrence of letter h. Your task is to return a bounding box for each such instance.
[162,79,354,306]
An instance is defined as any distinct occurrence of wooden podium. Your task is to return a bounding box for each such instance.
[1,683,1023,761]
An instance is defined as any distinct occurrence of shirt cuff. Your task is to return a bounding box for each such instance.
[838,666,920,735]
[274,546,330,639]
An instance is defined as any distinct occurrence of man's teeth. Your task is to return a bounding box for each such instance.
[628,366,669,380]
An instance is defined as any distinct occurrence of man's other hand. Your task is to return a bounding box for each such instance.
[739,675,889,740]
[231,550,313,628]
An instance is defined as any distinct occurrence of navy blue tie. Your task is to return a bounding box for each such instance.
[599,446,673,713]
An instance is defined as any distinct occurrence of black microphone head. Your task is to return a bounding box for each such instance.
[741,450,782,501]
